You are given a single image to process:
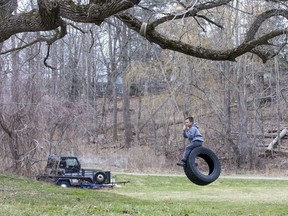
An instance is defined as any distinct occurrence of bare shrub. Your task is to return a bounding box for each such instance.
[79,146,167,173]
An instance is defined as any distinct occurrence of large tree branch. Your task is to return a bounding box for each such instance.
[116,9,288,62]
[0,0,17,20]
[0,0,139,43]
[1,0,288,63]
[0,14,44,43]
[244,9,288,42]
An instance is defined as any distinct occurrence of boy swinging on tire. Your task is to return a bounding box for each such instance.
[177,116,203,167]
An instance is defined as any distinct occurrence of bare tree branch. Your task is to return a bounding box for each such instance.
[150,0,232,28]
[44,44,56,70]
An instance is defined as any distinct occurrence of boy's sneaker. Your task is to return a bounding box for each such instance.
[176,161,186,167]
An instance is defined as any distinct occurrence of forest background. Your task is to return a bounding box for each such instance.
[1,0,288,177]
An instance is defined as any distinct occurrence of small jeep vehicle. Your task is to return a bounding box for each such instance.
[38,155,113,188]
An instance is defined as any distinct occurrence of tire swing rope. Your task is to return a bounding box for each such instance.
[183,146,221,186]
[140,22,148,37]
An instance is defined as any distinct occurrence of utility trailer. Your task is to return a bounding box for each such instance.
[37,155,114,188]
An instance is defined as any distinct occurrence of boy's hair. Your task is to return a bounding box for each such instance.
[185,116,194,122]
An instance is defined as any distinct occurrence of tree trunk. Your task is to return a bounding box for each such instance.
[136,94,142,142]
[121,25,133,148]
[108,23,118,141]
[236,61,250,168]
[222,62,241,166]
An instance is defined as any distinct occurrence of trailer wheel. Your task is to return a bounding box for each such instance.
[57,180,70,188]
[184,146,221,186]
[94,172,106,184]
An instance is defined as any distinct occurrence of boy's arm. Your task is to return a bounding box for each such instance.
[185,127,195,139]
[183,130,188,138]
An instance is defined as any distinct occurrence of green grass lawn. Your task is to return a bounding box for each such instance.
[0,173,287,216]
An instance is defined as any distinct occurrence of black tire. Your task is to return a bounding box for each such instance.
[184,146,221,186]
[94,172,106,184]
[56,180,70,188]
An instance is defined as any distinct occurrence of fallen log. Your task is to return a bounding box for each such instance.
[267,128,287,151]
[264,133,288,139]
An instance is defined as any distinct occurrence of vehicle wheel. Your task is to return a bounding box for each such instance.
[183,146,221,186]
[57,180,70,188]
[94,172,106,184]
